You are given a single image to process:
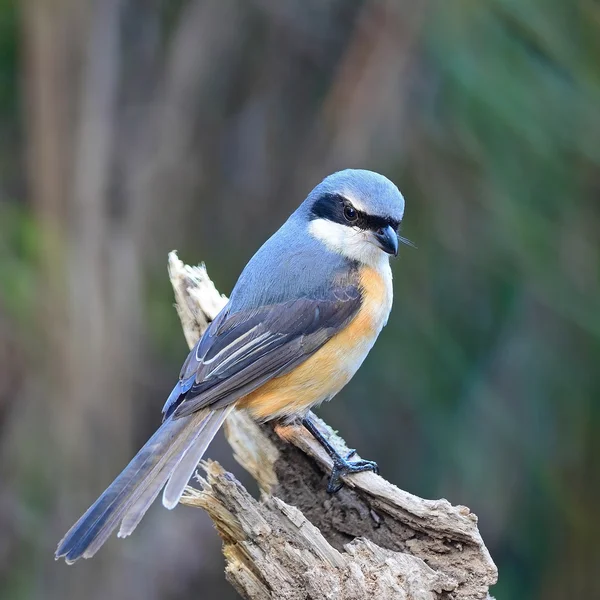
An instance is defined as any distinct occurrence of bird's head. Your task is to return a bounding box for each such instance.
[303,169,409,267]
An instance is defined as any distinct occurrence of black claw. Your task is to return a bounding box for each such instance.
[327,477,344,495]
[326,457,379,494]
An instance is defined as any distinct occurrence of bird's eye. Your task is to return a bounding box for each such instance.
[343,205,358,222]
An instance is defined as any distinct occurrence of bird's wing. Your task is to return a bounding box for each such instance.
[163,282,362,420]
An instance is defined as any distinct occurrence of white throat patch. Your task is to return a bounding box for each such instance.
[308,218,389,270]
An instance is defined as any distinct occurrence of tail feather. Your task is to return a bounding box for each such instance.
[116,477,165,539]
[118,406,232,539]
[81,415,204,558]
[117,410,218,537]
[56,408,221,563]
[162,406,234,509]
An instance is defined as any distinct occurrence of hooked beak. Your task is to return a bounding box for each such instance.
[372,224,399,256]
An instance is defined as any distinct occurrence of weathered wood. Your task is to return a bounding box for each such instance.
[168,252,497,600]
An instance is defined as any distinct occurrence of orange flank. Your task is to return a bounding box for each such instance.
[239,265,393,420]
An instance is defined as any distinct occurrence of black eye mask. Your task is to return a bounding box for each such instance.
[310,193,400,232]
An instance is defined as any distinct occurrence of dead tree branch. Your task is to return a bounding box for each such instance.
[168,252,497,600]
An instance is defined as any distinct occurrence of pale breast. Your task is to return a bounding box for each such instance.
[241,262,393,421]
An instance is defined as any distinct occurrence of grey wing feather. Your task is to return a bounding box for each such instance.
[167,284,362,419]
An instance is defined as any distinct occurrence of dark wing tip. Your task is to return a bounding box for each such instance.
[162,376,196,421]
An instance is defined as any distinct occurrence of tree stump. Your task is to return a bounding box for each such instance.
[168,252,497,600]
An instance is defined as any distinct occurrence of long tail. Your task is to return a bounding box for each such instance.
[55,406,231,563]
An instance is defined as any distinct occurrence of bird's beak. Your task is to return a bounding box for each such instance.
[372,225,399,256]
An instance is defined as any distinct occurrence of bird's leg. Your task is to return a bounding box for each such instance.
[301,415,379,493]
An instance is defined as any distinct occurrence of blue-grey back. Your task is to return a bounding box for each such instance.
[227,213,355,313]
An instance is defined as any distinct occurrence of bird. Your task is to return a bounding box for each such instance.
[56,168,407,564]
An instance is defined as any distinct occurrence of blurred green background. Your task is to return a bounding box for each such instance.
[0,1,598,598]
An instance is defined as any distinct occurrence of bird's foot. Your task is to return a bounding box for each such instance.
[301,416,379,493]
[327,450,379,493]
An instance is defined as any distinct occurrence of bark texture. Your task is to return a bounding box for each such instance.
[168,252,497,600]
